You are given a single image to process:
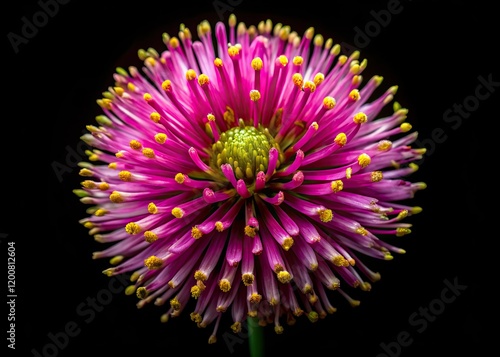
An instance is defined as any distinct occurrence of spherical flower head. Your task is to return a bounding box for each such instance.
[76,14,426,342]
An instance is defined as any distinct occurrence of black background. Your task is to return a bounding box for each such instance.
[3,0,492,356]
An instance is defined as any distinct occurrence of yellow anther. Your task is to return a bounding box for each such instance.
[161,80,172,92]
[292,73,303,88]
[323,96,336,109]
[358,153,371,168]
[282,237,294,251]
[113,86,124,96]
[115,151,124,159]
[194,270,208,281]
[98,182,109,191]
[142,148,155,158]
[175,173,185,184]
[94,209,107,217]
[154,133,167,144]
[170,297,181,310]
[307,311,319,323]
[334,133,347,146]
[231,322,242,334]
[186,69,197,81]
[242,273,254,286]
[228,45,240,57]
[215,221,224,232]
[125,222,141,235]
[356,227,368,236]
[136,287,148,299]
[171,207,184,218]
[338,55,347,65]
[277,271,292,284]
[397,210,409,220]
[169,37,180,48]
[81,180,95,189]
[319,209,333,223]
[118,171,132,181]
[277,55,288,66]
[303,81,316,92]
[148,202,158,214]
[144,231,158,243]
[109,191,124,203]
[83,222,94,229]
[411,206,423,214]
[313,73,324,86]
[330,180,344,193]
[400,123,412,132]
[109,255,123,265]
[129,140,142,150]
[144,256,163,270]
[353,112,367,124]
[349,89,360,101]
[249,293,262,304]
[219,279,231,292]
[191,227,203,239]
[125,285,136,296]
[331,44,341,56]
[409,163,419,171]
[214,58,223,67]
[191,285,202,298]
[332,255,349,267]
[345,167,352,179]
[250,90,261,101]
[371,171,383,182]
[396,227,412,236]
[292,56,303,66]
[198,74,210,86]
[207,114,216,122]
[145,57,156,67]
[377,140,392,151]
[79,168,93,177]
[108,162,117,170]
[143,93,153,102]
[244,225,257,237]
[190,312,202,323]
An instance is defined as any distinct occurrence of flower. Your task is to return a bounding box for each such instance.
[75,14,426,343]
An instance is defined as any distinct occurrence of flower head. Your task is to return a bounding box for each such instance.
[76,14,425,342]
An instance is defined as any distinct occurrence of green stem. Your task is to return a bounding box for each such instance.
[248,316,265,357]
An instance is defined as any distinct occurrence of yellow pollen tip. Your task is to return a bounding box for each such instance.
[332,255,349,267]
[244,225,257,237]
[148,202,158,214]
[292,56,303,66]
[228,45,240,57]
[371,171,383,182]
[118,171,132,181]
[345,167,352,179]
[170,297,181,311]
[378,140,392,151]
[136,287,148,299]
[249,90,261,101]
[144,256,163,270]
[278,55,288,66]
[171,207,184,218]
[358,153,371,168]
[307,311,319,323]
[127,82,136,92]
[313,73,324,86]
[198,74,209,86]
[125,222,141,235]
[190,312,202,323]
[231,322,242,334]
[250,293,262,304]
[397,210,409,220]
[161,80,172,92]
[154,133,167,144]
[81,180,95,189]
[194,270,207,281]
[281,237,294,251]
[319,209,333,223]
[215,221,224,232]
[292,73,303,88]
[149,111,161,123]
[113,87,124,96]
[169,37,179,48]
[353,112,368,124]
[94,209,107,217]
[330,180,344,193]
[191,285,202,299]
[143,93,152,102]
[99,182,109,191]
[109,255,123,265]
[411,206,423,214]
[334,133,347,146]
[79,168,93,177]
[356,227,368,235]
[242,273,254,286]
[207,113,216,122]
[396,227,412,237]
[108,162,117,170]
[214,58,223,67]
[142,148,155,158]
[400,123,412,132]
[191,227,203,239]
[323,96,336,109]
[219,279,231,292]
[349,89,360,101]
[129,140,142,150]
[175,173,185,184]
[186,69,197,81]
[125,285,136,296]
[303,81,316,92]
[144,231,158,243]
[109,191,124,203]
[277,271,292,284]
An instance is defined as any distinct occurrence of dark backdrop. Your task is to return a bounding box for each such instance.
[3,1,491,356]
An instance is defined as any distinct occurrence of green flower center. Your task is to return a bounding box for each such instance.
[211,125,282,181]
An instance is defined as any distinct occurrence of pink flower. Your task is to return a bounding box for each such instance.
[75,14,426,343]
